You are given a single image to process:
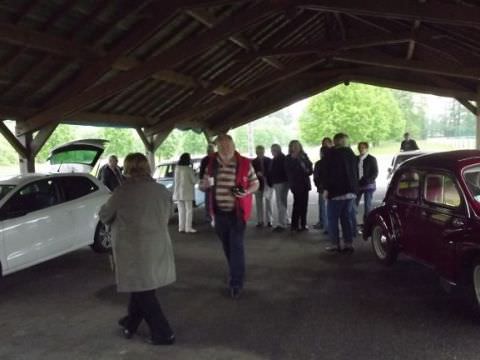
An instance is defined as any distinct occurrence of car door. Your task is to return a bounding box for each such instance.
[415,172,467,281]
[0,179,71,272]
[388,168,422,255]
[55,175,104,247]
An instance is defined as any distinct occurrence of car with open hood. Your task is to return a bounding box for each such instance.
[0,139,111,277]
[363,150,480,314]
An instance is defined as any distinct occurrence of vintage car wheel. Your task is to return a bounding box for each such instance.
[471,258,480,311]
[371,224,397,266]
[91,222,112,253]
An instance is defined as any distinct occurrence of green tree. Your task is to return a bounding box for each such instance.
[36,125,76,162]
[299,83,405,146]
[392,90,427,140]
[100,128,144,158]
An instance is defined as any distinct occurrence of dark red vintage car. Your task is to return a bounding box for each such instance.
[363,150,480,310]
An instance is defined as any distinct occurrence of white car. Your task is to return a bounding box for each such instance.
[387,150,428,182]
[0,140,111,277]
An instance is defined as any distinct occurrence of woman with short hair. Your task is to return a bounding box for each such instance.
[99,152,176,346]
[174,152,197,233]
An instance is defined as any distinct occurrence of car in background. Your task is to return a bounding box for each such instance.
[153,158,204,209]
[387,150,427,182]
[0,139,112,277]
[363,150,480,314]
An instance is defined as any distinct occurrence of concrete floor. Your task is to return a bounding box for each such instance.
[1,204,479,360]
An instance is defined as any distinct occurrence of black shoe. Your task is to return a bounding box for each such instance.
[256,223,264,228]
[313,223,323,230]
[118,316,134,339]
[342,245,355,254]
[147,334,176,346]
[323,230,329,235]
[273,226,285,233]
[325,245,340,252]
[290,227,299,232]
[267,222,272,228]
[230,287,242,300]
[299,226,309,232]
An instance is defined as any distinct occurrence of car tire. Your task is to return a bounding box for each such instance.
[371,224,398,266]
[91,222,112,253]
[468,256,480,316]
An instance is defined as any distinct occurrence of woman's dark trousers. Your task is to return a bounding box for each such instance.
[291,189,309,229]
[124,290,173,340]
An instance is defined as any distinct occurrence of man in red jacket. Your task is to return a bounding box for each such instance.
[201,134,259,299]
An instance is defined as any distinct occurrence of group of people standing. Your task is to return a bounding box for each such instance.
[252,133,378,253]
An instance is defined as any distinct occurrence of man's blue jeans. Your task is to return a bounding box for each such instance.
[356,190,374,224]
[328,199,355,246]
[214,211,246,289]
[317,194,328,229]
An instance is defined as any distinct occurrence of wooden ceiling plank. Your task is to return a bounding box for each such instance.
[0,23,100,60]
[185,8,285,69]
[19,2,284,135]
[298,0,480,27]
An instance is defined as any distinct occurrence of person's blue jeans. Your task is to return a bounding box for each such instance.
[328,199,355,246]
[214,211,246,289]
[356,190,374,224]
[317,194,328,229]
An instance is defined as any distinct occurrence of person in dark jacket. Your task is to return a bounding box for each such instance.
[323,133,358,253]
[313,139,332,231]
[100,155,123,191]
[199,144,215,222]
[285,140,313,232]
[400,132,419,151]
[268,144,289,232]
[356,142,378,224]
[252,145,273,227]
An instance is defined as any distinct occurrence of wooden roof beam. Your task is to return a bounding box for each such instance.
[211,75,343,132]
[19,2,285,135]
[456,98,477,115]
[344,73,477,100]
[244,32,413,58]
[334,51,480,81]
[145,58,328,136]
[297,0,480,27]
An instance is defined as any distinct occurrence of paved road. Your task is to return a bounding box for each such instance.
[0,209,478,360]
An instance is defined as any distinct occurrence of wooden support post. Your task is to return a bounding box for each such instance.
[203,129,215,144]
[136,127,172,171]
[16,131,34,174]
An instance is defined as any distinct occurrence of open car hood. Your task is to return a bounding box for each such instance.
[48,139,108,172]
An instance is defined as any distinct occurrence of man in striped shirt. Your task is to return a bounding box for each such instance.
[202,134,259,299]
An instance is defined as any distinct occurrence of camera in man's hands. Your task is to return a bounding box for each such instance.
[231,185,245,196]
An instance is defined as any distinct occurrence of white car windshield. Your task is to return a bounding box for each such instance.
[0,184,16,201]
[464,166,480,202]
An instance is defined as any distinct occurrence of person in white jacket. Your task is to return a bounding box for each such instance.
[173,153,197,233]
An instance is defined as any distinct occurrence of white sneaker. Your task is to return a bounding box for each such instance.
[186,229,197,233]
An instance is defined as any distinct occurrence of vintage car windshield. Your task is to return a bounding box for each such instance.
[0,184,16,201]
[463,166,480,203]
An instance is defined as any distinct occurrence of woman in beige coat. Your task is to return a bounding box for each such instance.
[173,153,197,233]
[99,153,176,346]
